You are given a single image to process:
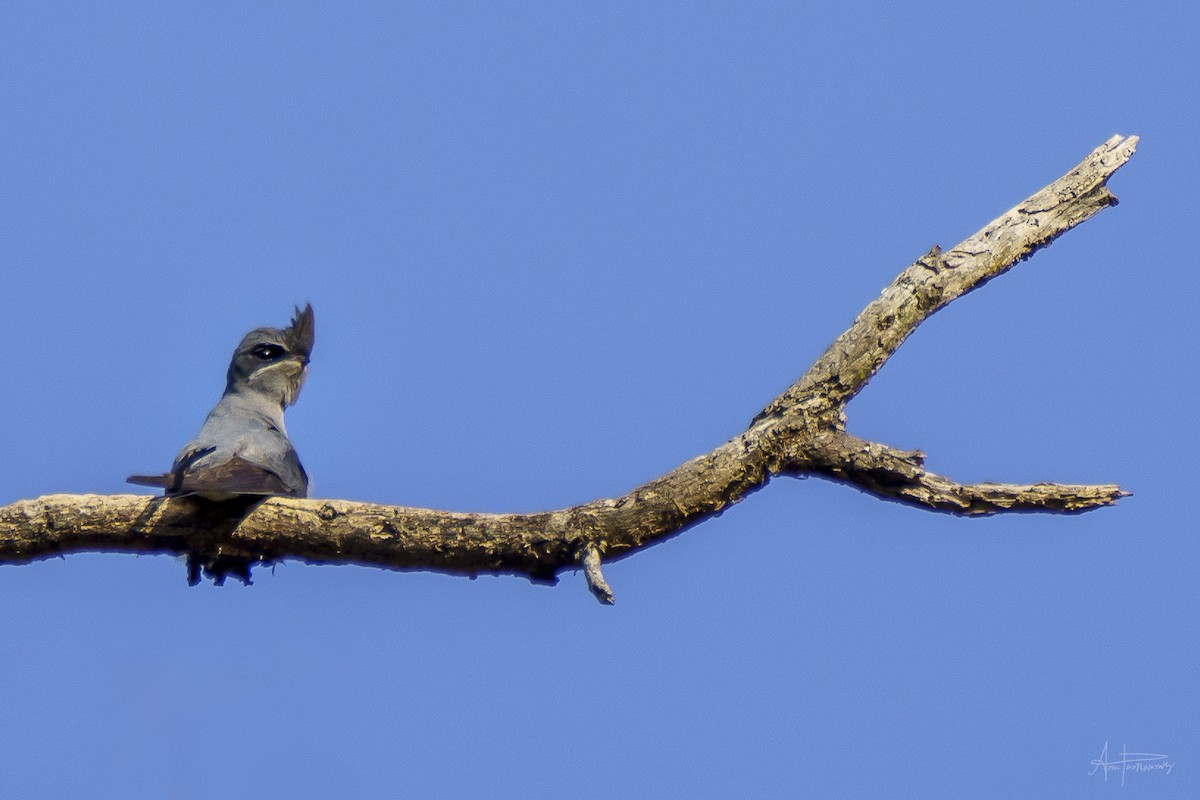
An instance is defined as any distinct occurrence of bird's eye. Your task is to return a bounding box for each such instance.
[251,344,286,360]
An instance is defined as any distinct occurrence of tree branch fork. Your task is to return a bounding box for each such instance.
[0,135,1137,601]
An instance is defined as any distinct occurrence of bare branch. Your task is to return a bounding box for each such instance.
[0,136,1139,601]
[786,432,1129,516]
[755,134,1139,422]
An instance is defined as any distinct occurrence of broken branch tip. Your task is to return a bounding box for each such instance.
[582,545,615,605]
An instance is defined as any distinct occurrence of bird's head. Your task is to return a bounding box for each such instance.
[225,304,315,407]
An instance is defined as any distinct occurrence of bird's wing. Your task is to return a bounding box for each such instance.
[259,440,308,497]
[231,428,308,497]
[176,454,295,497]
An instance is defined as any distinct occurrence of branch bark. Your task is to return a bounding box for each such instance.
[0,135,1138,601]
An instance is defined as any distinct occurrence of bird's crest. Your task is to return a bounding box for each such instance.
[284,303,315,360]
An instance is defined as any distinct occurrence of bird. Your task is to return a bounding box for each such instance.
[127,304,315,500]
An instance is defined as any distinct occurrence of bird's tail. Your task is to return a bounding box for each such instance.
[127,473,171,488]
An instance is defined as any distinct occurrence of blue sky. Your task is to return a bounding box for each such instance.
[1,2,1196,797]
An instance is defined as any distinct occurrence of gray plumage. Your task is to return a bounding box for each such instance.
[128,304,314,499]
